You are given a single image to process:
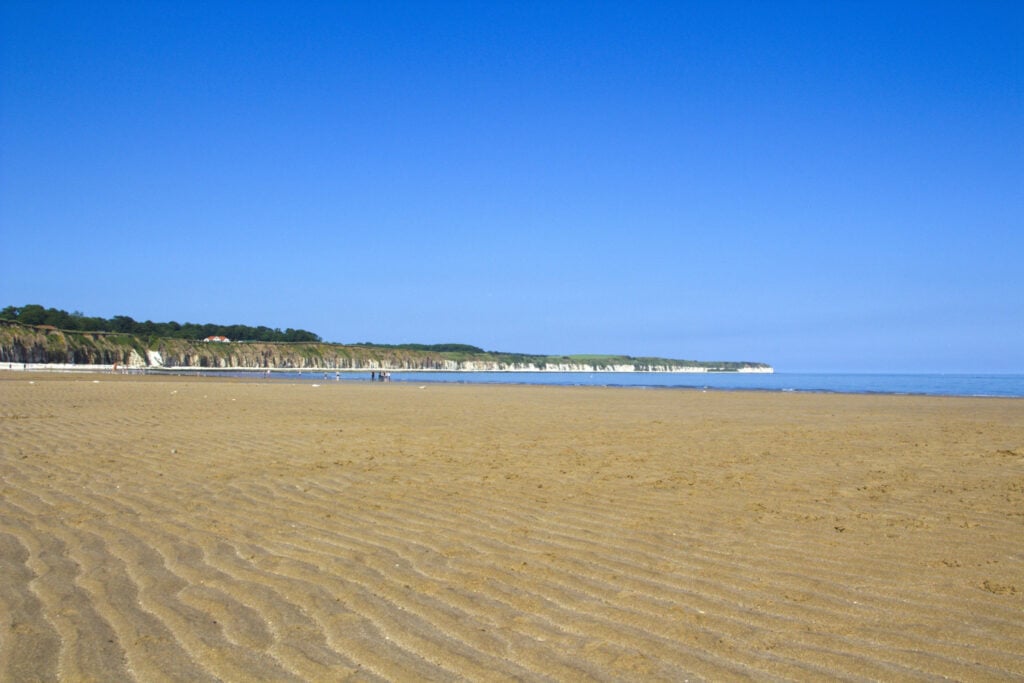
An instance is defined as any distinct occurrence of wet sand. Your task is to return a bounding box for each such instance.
[1,373,1022,681]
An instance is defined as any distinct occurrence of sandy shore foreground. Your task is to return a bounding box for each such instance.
[1,374,1022,681]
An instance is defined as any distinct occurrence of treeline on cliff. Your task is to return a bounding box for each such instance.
[0,305,773,372]
[354,342,486,354]
[0,305,321,343]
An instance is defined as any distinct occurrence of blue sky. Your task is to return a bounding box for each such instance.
[2,2,1021,372]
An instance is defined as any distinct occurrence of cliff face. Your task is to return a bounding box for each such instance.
[0,324,148,366]
[147,338,453,370]
[0,322,773,373]
[0,325,447,370]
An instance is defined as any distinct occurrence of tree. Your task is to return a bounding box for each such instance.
[110,315,137,333]
[43,308,73,329]
[17,305,47,325]
[0,304,324,342]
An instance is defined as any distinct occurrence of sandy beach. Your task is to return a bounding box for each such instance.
[1,373,1022,681]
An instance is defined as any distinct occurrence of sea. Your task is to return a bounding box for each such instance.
[196,370,1024,398]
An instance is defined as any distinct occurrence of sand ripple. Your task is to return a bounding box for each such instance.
[2,374,1022,681]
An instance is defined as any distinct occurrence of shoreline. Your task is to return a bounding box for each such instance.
[0,362,770,375]
[2,364,1022,399]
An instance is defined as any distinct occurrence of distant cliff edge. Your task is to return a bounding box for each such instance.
[0,321,773,373]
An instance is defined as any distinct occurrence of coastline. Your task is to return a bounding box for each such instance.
[0,361,773,375]
[4,363,1022,398]
[0,321,773,375]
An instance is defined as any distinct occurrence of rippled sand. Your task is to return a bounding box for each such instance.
[1,373,1022,681]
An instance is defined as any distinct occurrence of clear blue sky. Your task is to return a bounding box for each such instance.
[2,2,1021,372]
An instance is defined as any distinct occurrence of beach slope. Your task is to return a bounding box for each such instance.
[1,374,1022,680]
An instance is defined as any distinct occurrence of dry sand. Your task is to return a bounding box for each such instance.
[1,373,1022,681]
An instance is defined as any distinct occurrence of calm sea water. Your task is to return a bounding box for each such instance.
[226,370,1024,398]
